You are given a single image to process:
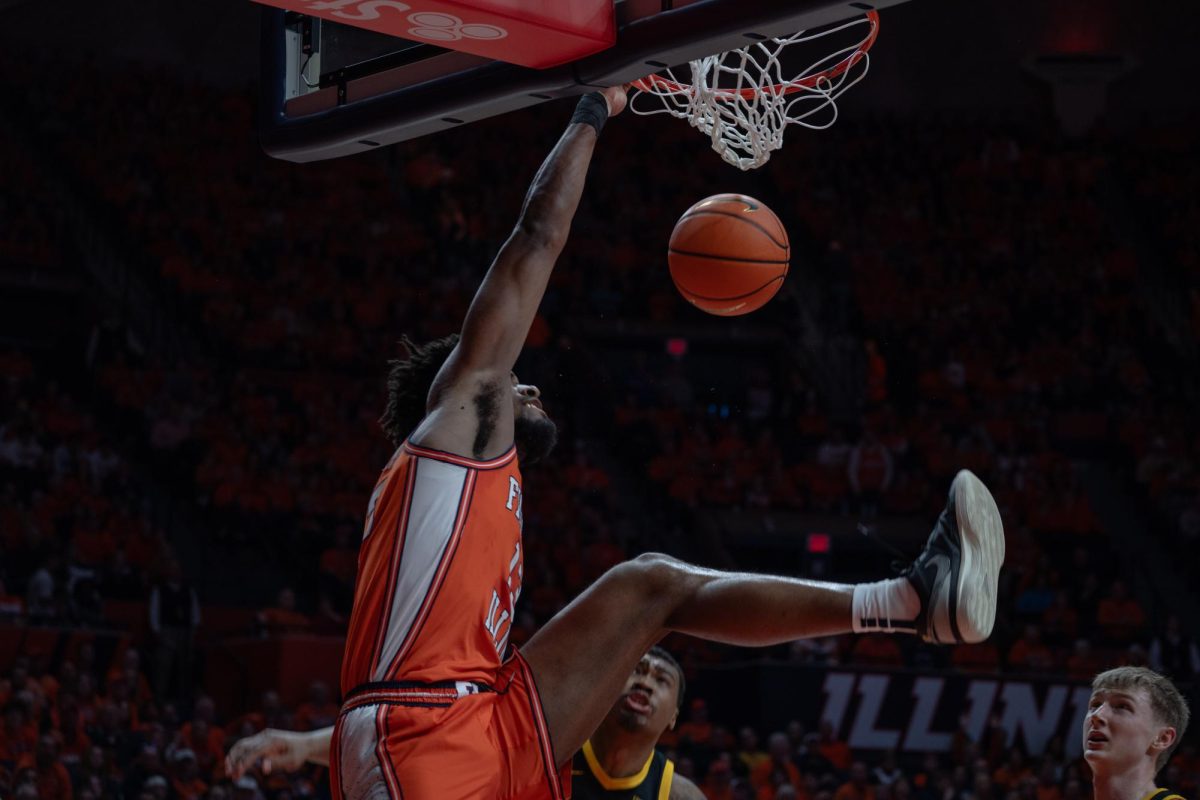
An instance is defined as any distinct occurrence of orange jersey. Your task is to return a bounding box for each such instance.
[341,440,526,692]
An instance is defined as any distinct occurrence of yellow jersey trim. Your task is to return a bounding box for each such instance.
[1141,789,1184,800]
[658,759,675,800]
[581,739,655,791]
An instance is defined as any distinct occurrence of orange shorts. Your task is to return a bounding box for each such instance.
[331,650,570,800]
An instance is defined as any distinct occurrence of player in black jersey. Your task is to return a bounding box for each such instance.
[571,646,703,800]
[1084,667,1190,800]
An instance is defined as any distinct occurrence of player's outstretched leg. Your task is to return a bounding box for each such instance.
[521,469,1004,766]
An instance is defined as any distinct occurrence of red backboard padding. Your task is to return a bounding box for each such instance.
[252,0,615,69]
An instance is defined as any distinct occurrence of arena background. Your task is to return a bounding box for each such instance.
[1,0,1198,798]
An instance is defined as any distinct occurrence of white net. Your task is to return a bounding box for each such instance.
[629,13,878,171]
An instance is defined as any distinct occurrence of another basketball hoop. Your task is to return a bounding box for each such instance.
[631,11,879,171]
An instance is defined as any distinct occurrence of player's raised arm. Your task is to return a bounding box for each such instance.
[410,85,627,460]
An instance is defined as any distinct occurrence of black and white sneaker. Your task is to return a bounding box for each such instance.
[904,470,1005,644]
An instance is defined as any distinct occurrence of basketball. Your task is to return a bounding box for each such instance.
[667,194,790,316]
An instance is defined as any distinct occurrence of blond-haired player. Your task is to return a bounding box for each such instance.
[1084,666,1191,800]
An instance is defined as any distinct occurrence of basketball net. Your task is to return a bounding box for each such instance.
[630,12,879,171]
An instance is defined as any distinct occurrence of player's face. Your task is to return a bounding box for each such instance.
[1083,686,1172,776]
[511,372,557,465]
[613,654,680,735]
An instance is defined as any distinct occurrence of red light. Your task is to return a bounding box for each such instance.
[806,533,831,554]
[666,337,688,357]
[1045,2,1111,54]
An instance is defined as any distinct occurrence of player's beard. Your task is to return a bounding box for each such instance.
[514,414,558,466]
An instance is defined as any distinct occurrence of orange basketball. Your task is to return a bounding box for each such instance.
[668,193,790,316]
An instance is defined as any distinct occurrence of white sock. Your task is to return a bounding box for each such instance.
[851,578,921,634]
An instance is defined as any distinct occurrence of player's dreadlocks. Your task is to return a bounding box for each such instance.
[380,334,460,447]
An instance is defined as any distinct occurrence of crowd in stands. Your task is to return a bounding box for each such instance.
[0,346,166,626]
[3,645,1200,800]
[0,122,76,292]
[1114,123,1200,564]
[1,54,1199,800]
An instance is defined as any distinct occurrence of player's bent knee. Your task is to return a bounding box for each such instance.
[614,552,699,604]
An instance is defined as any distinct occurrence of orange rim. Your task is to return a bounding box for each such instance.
[632,10,878,99]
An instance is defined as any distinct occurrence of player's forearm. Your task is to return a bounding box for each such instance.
[302,727,333,766]
[514,117,600,252]
[448,97,609,378]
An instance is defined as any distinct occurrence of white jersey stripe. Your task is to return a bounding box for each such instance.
[372,456,469,681]
[375,706,403,800]
[385,469,476,677]
[336,706,391,800]
[367,464,417,670]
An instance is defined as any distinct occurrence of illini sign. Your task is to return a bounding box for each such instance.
[252,0,616,69]
[696,666,1093,760]
[819,671,1092,759]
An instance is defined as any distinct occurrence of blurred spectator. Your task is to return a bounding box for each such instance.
[835,762,876,800]
[750,732,802,797]
[864,340,888,407]
[874,751,904,787]
[677,699,714,747]
[992,749,1032,793]
[737,727,769,777]
[1007,625,1055,673]
[26,556,58,622]
[77,745,122,800]
[293,682,338,732]
[1095,580,1146,644]
[1040,592,1079,647]
[851,635,905,667]
[951,641,1001,674]
[0,702,37,764]
[703,758,736,800]
[107,649,154,708]
[317,525,357,616]
[1034,763,1062,800]
[226,691,289,737]
[1064,640,1103,682]
[1148,615,1200,682]
[148,559,201,704]
[789,637,841,666]
[144,773,170,800]
[817,720,852,772]
[848,430,894,518]
[170,749,208,800]
[257,589,310,636]
[17,734,74,800]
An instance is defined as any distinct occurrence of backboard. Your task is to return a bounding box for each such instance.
[260,0,913,162]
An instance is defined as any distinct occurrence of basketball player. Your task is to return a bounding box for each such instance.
[571,646,701,800]
[330,84,1005,799]
[1084,666,1190,800]
[225,647,702,799]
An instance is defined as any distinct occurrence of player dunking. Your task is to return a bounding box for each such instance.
[328,85,1004,799]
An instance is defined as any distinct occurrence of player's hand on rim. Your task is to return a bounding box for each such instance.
[600,84,629,117]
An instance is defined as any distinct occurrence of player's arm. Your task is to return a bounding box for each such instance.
[225,727,333,778]
[669,772,707,800]
[411,86,627,460]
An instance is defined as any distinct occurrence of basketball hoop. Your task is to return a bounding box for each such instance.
[630,11,879,170]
